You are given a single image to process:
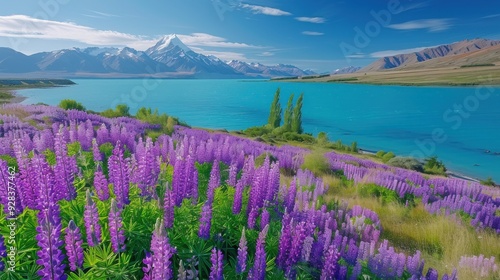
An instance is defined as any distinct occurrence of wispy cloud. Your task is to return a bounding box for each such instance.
[345,53,365,59]
[302,31,324,36]
[482,14,500,19]
[240,4,291,16]
[83,10,120,19]
[0,15,146,46]
[258,51,274,57]
[189,47,248,61]
[177,33,260,49]
[295,17,325,23]
[370,45,436,58]
[388,19,452,32]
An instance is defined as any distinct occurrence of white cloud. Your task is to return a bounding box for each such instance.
[0,15,145,46]
[177,33,259,49]
[240,4,291,16]
[370,46,437,58]
[0,15,259,52]
[388,19,452,32]
[295,17,325,23]
[482,14,500,19]
[258,51,274,57]
[302,31,324,36]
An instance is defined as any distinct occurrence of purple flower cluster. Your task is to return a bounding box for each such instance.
[64,220,84,271]
[84,190,102,247]
[209,248,223,280]
[146,218,176,279]
[236,228,248,274]
[108,199,126,253]
[108,141,130,208]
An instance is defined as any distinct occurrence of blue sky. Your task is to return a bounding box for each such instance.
[0,0,499,72]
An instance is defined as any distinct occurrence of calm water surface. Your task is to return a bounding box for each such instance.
[18,79,500,181]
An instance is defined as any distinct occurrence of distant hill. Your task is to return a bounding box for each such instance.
[332,66,361,75]
[362,39,500,72]
[227,60,316,78]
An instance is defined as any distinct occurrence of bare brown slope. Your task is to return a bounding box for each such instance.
[362,39,500,72]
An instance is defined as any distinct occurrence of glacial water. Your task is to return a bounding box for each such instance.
[17,79,500,181]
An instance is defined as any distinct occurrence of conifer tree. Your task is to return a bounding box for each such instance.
[267,88,282,128]
[283,93,295,131]
[292,93,304,134]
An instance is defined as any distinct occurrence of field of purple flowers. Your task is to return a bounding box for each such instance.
[0,103,498,279]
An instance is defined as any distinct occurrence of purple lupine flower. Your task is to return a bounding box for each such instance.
[209,248,223,280]
[64,220,84,271]
[236,228,248,274]
[260,208,270,231]
[426,267,439,280]
[227,162,238,186]
[108,198,126,253]
[84,190,101,246]
[92,138,102,162]
[249,224,269,280]
[150,218,176,280]
[108,141,130,208]
[285,221,308,275]
[407,250,425,277]
[54,126,78,201]
[301,236,314,262]
[198,202,212,240]
[164,182,175,228]
[207,160,220,203]
[320,245,340,280]
[36,203,67,280]
[284,179,297,213]
[277,216,292,269]
[232,179,244,214]
[247,207,258,229]
[93,167,109,201]
[142,251,153,280]
[0,235,6,271]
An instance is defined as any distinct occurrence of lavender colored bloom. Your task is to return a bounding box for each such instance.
[301,236,314,262]
[277,216,292,269]
[93,167,109,201]
[227,162,238,186]
[92,138,102,162]
[320,245,340,280]
[150,218,176,280]
[84,190,101,246]
[142,251,153,280]
[249,225,269,280]
[285,221,308,275]
[232,179,244,214]
[108,141,130,208]
[65,220,84,271]
[164,183,175,229]
[54,126,78,201]
[0,235,6,271]
[108,199,126,253]
[209,248,223,280]
[207,160,220,203]
[198,202,212,240]
[426,267,439,280]
[36,203,67,280]
[247,207,258,229]
[236,228,248,274]
[260,208,270,231]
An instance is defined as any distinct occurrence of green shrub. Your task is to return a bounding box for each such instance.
[381,152,395,163]
[387,157,423,172]
[317,132,329,146]
[101,104,131,118]
[59,99,86,111]
[244,126,272,137]
[423,156,447,176]
[376,150,386,158]
[301,152,331,176]
[480,177,496,187]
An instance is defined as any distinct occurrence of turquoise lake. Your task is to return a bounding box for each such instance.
[17,79,500,181]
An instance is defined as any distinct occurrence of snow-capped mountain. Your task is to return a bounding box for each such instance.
[332,66,361,75]
[145,34,240,75]
[227,60,316,78]
[0,34,314,78]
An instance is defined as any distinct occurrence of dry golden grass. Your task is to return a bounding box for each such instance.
[322,175,500,279]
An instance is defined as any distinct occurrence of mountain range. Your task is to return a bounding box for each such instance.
[361,39,500,72]
[0,34,315,78]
